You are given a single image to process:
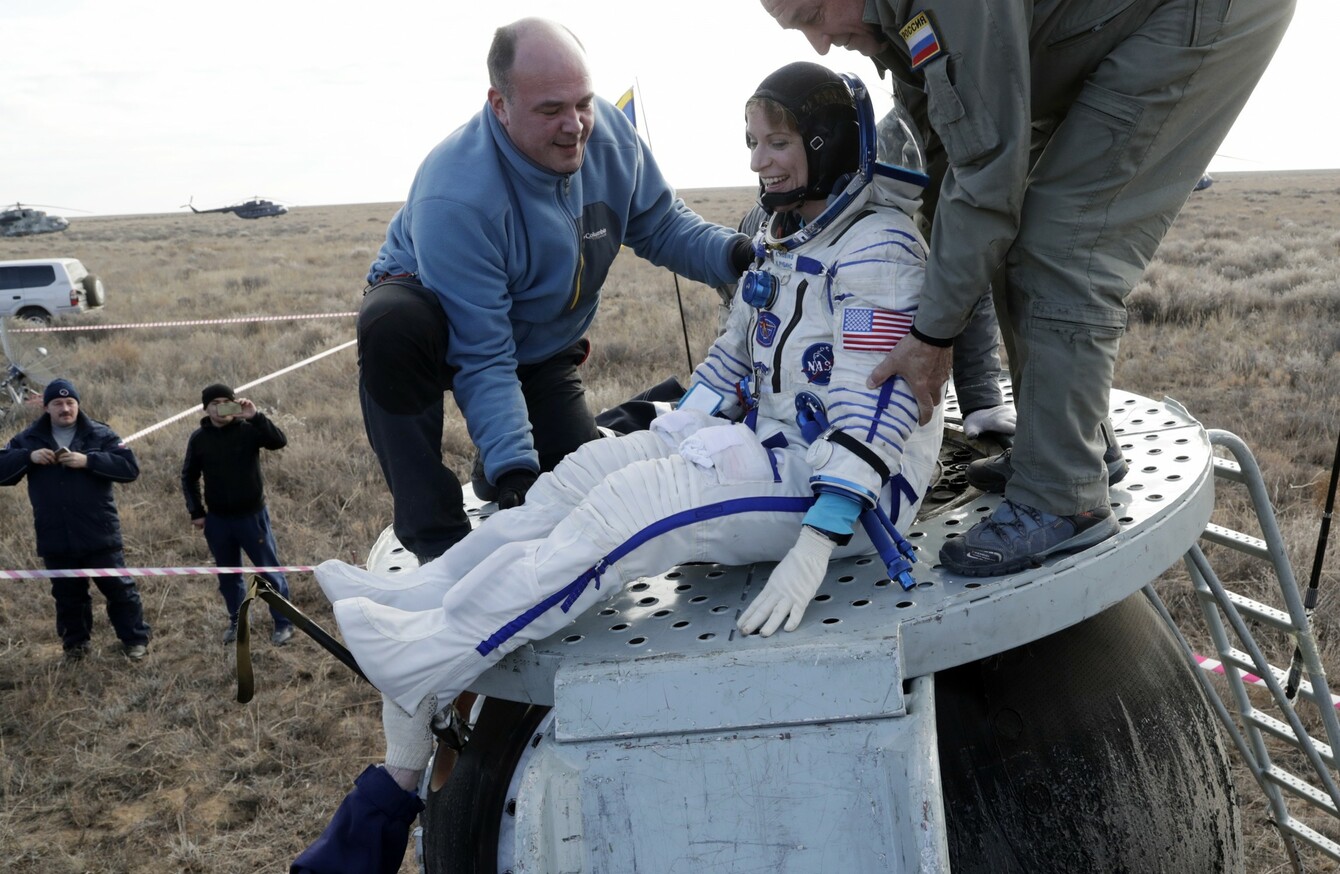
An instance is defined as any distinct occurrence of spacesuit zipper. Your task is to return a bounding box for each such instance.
[770,280,808,392]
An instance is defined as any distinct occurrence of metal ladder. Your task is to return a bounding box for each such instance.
[1147,429,1340,869]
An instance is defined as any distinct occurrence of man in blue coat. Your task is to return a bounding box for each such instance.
[0,378,151,660]
[358,16,755,565]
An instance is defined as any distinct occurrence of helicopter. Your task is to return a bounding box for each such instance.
[0,203,71,237]
[184,195,289,219]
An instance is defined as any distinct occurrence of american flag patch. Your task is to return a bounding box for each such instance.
[841,307,912,352]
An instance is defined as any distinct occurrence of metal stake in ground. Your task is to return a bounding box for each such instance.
[1286,428,1340,701]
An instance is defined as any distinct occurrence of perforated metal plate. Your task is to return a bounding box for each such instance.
[369,389,1215,707]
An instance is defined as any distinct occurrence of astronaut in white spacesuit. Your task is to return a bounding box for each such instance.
[315,62,944,800]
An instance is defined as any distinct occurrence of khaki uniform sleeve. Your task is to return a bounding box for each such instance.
[886,0,1033,341]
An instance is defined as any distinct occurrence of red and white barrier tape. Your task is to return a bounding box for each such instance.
[1195,652,1340,710]
[10,312,356,333]
[0,565,1334,710]
[0,565,314,580]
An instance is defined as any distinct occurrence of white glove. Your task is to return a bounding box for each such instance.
[963,403,1017,439]
[650,407,724,450]
[382,692,437,783]
[738,527,836,637]
[677,423,775,485]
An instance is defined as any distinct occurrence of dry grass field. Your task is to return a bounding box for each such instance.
[0,172,1337,873]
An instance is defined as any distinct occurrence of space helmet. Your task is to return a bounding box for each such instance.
[748,62,860,211]
[749,66,930,252]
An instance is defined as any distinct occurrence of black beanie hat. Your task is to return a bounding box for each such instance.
[43,378,80,406]
[201,383,234,410]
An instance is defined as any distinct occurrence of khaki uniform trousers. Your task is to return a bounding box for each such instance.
[1000,0,1294,514]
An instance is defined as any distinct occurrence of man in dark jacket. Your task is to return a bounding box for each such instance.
[0,378,151,660]
[181,383,294,645]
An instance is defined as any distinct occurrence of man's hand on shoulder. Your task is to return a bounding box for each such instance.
[867,333,953,426]
[496,469,538,510]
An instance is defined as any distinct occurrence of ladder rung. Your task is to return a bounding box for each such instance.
[1263,764,1339,816]
[1243,708,1337,768]
[1201,522,1270,560]
[1212,456,1246,483]
[1278,817,1340,864]
[1219,648,1275,684]
[1211,590,1297,633]
[1216,647,1335,709]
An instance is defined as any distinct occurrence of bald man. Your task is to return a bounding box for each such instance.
[297,18,754,874]
[357,17,754,565]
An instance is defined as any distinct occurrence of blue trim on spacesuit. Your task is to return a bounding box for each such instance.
[857,230,925,262]
[869,380,898,442]
[703,345,752,376]
[474,495,817,656]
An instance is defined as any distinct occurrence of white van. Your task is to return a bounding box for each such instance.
[0,258,105,324]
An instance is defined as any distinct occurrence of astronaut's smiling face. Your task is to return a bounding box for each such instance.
[746,104,809,212]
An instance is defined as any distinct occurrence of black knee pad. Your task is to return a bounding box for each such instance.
[358,282,455,413]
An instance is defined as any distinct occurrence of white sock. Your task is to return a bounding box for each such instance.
[381,692,436,789]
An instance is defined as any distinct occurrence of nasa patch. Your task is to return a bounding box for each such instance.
[755,312,781,347]
[801,343,833,386]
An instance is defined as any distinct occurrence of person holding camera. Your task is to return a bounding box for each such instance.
[181,383,294,646]
[0,377,152,660]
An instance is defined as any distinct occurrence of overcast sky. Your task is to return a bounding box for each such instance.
[3,0,1335,218]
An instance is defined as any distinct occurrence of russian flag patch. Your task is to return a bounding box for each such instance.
[899,11,943,70]
[841,307,913,353]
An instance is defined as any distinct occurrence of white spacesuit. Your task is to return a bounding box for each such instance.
[317,66,945,718]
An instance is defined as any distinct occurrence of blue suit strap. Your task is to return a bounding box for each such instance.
[475,494,817,656]
[795,254,827,276]
[858,477,920,591]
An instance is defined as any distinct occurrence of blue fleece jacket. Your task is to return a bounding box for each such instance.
[368,97,746,485]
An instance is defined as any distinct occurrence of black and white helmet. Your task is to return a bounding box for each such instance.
[748,62,861,211]
[751,65,930,251]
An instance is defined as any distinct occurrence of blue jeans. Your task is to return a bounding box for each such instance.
[45,548,151,649]
[204,507,292,628]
